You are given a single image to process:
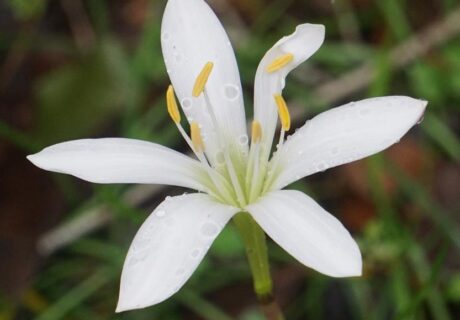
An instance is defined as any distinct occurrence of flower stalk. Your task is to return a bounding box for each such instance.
[233,212,285,320]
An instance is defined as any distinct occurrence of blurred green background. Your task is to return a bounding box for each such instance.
[1,0,459,319]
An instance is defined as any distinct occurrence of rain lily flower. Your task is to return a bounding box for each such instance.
[28,0,427,313]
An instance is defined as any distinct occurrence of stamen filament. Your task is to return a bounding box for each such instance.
[266,53,294,73]
[193,62,214,97]
[187,121,236,205]
[249,141,261,202]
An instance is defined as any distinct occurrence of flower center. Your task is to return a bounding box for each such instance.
[165,55,294,208]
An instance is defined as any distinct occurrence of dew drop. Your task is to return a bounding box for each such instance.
[201,222,219,237]
[190,248,202,259]
[298,150,304,155]
[182,98,192,110]
[128,257,139,267]
[239,134,249,145]
[382,138,392,146]
[417,115,424,124]
[223,84,240,101]
[316,162,328,172]
[215,151,225,165]
[175,268,186,276]
[359,108,371,116]
[164,217,174,227]
[162,32,170,41]
[155,210,166,218]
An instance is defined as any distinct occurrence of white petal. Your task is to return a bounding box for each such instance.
[271,96,427,190]
[254,24,325,160]
[246,190,361,277]
[27,138,209,191]
[161,0,247,165]
[116,193,239,312]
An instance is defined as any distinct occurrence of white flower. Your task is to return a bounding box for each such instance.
[27,0,427,313]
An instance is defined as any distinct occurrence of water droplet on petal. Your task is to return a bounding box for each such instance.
[223,84,239,101]
[164,217,174,227]
[215,151,225,165]
[190,248,202,259]
[175,268,186,276]
[182,98,192,110]
[201,222,219,237]
[316,162,328,172]
[359,108,371,117]
[155,210,166,218]
[162,32,170,41]
[128,257,139,267]
[239,134,249,145]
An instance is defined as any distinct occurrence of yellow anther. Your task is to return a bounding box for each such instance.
[192,62,214,97]
[251,120,262,144]
[166,85,181,124]
[274,94,291,131]
[266,53,294,73]
[190,122,205,153]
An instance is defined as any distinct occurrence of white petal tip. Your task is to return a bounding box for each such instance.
[115,305,125,313]
[416,99,428,118]
[115,300,148,313]
[27,152,55,172]
[27,153,43,168]
[326,262,362,278]
[406,97,428,126]
[332,254,362,278]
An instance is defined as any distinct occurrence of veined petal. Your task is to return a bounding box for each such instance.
[270,96,427,190]
[254,24,325,161]
[161,0,247,165]
[27,138,209,191]
[246,190,361,277]
[116,193,239,312]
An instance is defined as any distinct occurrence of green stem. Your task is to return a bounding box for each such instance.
[233,212,285,320]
